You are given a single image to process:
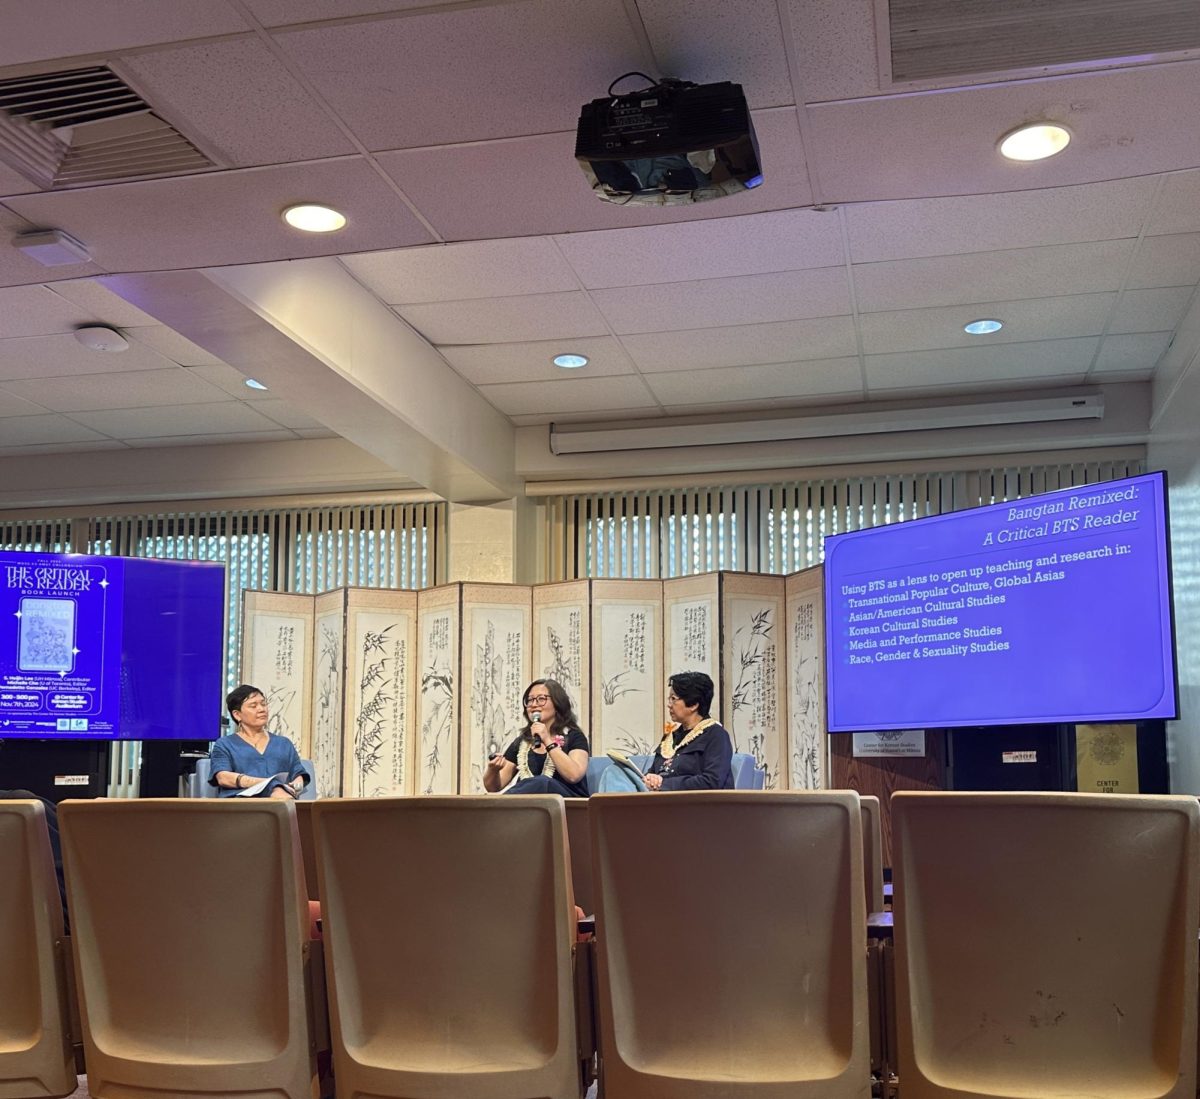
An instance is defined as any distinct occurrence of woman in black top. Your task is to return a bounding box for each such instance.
[644,671,734,791]
[483,678,591,797]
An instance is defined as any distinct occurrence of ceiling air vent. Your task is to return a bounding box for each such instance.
[0,65,216,188]
[887,0,1200,84]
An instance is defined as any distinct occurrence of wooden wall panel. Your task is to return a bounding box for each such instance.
[830,731,947,867]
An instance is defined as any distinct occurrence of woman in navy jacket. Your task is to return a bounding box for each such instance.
[644,671,734,791]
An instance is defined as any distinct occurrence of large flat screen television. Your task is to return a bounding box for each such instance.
[823,471,1177,733]
[0,551,226,740]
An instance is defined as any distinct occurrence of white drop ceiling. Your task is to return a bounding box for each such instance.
[0,0,1196,505]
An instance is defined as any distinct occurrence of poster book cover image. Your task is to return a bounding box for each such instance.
[18,597,77,673]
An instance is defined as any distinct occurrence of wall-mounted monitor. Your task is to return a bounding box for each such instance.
[823,471,1177,733]
[0,551,226,740]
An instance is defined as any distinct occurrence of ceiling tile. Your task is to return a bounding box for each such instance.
[125,430,298,448]
[0,333,174,382]
[810,63,1200,203]
[0,390,49,416]
[636,0,794,108]
[0,414,111,446]
[125,325,225,366]
[69,401,285,439]
[1146,170,1200,236]
[555,205,844,290]
[377,108,812,241]
[0,1,249,66]
[621,315,858,372]
[477,374,658,417]
[1092,332,1173,375]
[853,240,1133,314]
[342,238,579,304]
[0,440,126,457]
[784,0,880,102]
[2,368,228,412]
[121,38,356,166]
[276,0,644,149]
[865,338,1099,392]
[251,399,327,429]
[440,336,637,385]
[1126,233,1200,289]
[399,292,608,344]
[47,280,163,327]
[844,177,1156,263]
[1108,287,1194,333]
[859,294,1114,355]
[0,285,96,337]
[182,363,273,399]
[591,267,851,334]
[4,160,433,273]
[247,0,445,24]
[643,357,863,405]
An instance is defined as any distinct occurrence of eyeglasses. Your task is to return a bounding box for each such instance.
[526,694,552,706]
[667,693,681,703]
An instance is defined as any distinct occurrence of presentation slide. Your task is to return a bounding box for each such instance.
[823,472,1176,732]
[1,555,124,736]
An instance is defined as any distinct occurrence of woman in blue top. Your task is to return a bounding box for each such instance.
[209,684,310,799]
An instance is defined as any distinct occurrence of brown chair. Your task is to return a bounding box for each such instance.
[564,798,594,914]
[892,791,1200,1099]
[59,799,317,1099]
[313,795,583,1098]
[860,794,885,914]
[590,790,869,1098]
[0,799,76,1098]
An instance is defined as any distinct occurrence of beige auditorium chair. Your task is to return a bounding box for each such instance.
[313,795,584,1099]
[59,799,317,1099]
[892,791,1200,1099]
[859,794,885,914]
[590,790,869,1098]
[0,799,76,1099]
[564,798,594,914]
[293,800,321,902]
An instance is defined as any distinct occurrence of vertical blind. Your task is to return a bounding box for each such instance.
[542,457,1147,580]
[0,502,445,696]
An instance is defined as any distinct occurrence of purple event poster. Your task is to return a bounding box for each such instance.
[1,554,125,737]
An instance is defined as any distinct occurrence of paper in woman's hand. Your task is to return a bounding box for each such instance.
[236,772,292,797]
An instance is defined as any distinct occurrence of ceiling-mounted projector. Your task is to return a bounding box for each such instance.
[575,75,762,206]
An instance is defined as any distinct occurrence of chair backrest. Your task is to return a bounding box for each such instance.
[192,757,317,800]
[0,799,75,1098]
[586,755,613,796]
[729,752,756,789]
[313,796,580,1098]
[563,798,593,914]
[893,792,1200,1099]
[590,791,868,1098]
[859,795,885,913]
[293,800,320,902]
[59,799,315,1099]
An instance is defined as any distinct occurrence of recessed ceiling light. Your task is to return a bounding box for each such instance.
[282,203,346,232]
[998,123,1071,162]
[964,319,1003,335]
[244,378,269,390]
[553,353,589,369]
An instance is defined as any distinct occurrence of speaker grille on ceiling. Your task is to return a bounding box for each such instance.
[888,0,1200,83]
[0,65,216,188]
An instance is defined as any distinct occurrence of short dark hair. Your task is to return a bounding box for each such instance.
[522,679,580,732]
[669,671,714,718]
[226,684,264,719]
